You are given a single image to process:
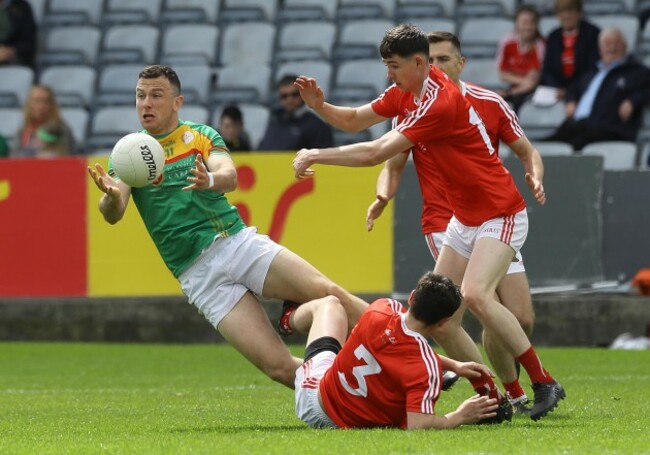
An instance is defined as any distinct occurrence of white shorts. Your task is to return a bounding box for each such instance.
[295,351,338,429]
[425,230,526,275]
[178,226,284,328]
[441,209,528,271]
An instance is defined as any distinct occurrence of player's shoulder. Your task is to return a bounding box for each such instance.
[368,298,406,314]
[464,82,514,111]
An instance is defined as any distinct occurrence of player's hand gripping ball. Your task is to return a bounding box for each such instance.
[110,133,165,187]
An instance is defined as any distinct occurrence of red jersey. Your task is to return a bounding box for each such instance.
[372,65,525,227]
[319,299,443,429]
[496,33,545,76]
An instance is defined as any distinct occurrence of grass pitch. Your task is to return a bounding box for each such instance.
[1,342,648,455]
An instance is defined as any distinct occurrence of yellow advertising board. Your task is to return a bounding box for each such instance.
[87,154,393,296]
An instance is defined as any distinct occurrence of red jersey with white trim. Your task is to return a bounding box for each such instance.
[319,298,442,429]
[496,33,545,76]
[372,65,525,227]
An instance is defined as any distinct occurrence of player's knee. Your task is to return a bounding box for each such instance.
[461,286,490,314]
[263,359,300,388]
[315,295,344,316]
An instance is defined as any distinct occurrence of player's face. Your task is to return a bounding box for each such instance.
[136,77,183,135]
[383,54,424,94]
[428,42,464,85]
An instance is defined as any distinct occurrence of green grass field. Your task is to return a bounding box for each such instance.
[1,342,649,455]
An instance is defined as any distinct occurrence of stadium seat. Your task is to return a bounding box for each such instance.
[638,142,650,169]
[459,18,513,58]
[395,3,447,22]
[96,64,142,106]
[39,65,96,108]
[87,106,141,151]
[38,26,101,68]
[581,141,638,170]
[337,0,396,21]
[60,107,90,150]
[402,18,456,34]
[174,64,214,105]
[461,59,504,91]
[100,25,160,66]
[369,121,390,140]
[212,63,271,105]
[0,66,34,107]
[276,22,337,63]
[283,0,338,20]
[457,0,509,19]
[0,108,23,147]
[179,105,210,125]
[274,60,332,97]
[397,0,455,18]
[102,0,163,26]
[584,0,629,15]
[539,16,559,37]
[333,19,395,61]
[222,0,278,22]
[335,60,390,100]
[333,130,372,146]
[591,15,639,52]
[162,0,220,23]
[212,103,270,149]
[532,141,574,156]
[27,0,47,24]
[161,24,219,66]
[517,101,566,141]
[220,22,276,66]
[44,0,103,26]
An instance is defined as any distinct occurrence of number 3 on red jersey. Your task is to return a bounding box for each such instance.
[338,344,382,397]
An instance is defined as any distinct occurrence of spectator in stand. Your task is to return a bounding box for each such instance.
[258,74,333,151]
[539,0,600,101]
[0,0,37,68]
[496,4,546,112]
[217,105,252,152]
[34,121,69,158]
[543,28,650,150]
[11,85,76,158]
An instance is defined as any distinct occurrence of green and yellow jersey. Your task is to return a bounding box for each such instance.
[109,120,246,278]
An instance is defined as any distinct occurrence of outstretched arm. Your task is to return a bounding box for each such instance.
[295,76,387,133]
[367,151,409,231]
[293,129,414,178]
[87,163,131,224]
[508,136,546,205]
[407,395,498,429]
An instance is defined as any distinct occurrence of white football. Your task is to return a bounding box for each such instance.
[110,133,165,188]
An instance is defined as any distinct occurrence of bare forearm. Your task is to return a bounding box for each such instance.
[315,103,370,133]
[99,194,126,224]
[208,168,237,193]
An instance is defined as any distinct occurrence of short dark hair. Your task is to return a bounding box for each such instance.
[379,24,429,59]
[409,272,461,326]
[277,74,298,88]
[138,65,182,95]
[220,104,243,124]
[427,31,462,57]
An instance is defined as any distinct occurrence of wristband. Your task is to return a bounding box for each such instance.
[207,172,215,190]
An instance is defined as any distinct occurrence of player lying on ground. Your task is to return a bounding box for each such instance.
[291,271,501,429]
